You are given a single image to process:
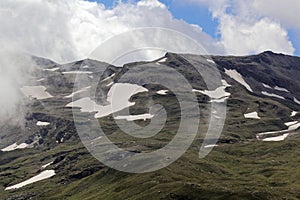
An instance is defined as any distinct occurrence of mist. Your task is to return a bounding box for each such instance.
[0,0,76,124]
[0,0,223,125]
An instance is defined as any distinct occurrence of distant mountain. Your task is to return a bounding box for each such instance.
[0,51,299,199]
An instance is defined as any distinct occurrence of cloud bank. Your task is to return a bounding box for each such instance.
[0,0,298,124]
[187,0,296,55]
[0,0,223,123]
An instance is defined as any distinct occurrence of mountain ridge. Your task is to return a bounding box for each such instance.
[0,51,299,199]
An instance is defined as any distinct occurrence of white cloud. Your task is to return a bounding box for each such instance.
[0,0,76,63]
[0,47,33,124]
[186,0,296,55]
[137,0,166,9]
[64,0,224,60]
[0,0,222,63]
[252,0,300,30]
[0,0,224,124]
[218,15,294,55]
[0,0,77,123]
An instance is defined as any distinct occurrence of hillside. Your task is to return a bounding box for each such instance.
[0,51,299,199]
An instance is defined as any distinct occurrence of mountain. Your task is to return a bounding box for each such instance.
[0,51,299,199]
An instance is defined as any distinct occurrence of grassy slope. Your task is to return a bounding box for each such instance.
[1,135,300,200]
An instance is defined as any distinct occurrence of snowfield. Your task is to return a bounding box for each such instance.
[5,170,56,190]
[257,121,300,142]
[225,69,253,92]
[21,86,53,100]
[64,86,91,98]
[66,97,102,113]
[1,143,29,152]
[193,79,231,102]
[66,83,148,118]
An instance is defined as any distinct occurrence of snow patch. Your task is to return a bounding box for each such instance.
[101,73,115,82]
[262,91,285,100]
[157,90,168,95]
[284,121,298,127]
[64,86,91,98]
[158,57,167,63]
[204,144,219,148]
[36,78,45,82]
[21,86,53,100]
[66,97,101,113]
[193,86,230,99]
[291,111,298,117]
[43,67,59,72]
[36,121,50,126]
[221,80,231,87]
[193,79,231,101]
[42,161,53,169]
[91,136,103,144]
[62,71,93,74]
[288,122,300,131]
[66,83,148,119]
[262,83,272,89]
[244,111,260,119]
[210,96,229,103]
[294,97,300,105]
[257,121,300,142]
[114,114,154,121]
[225,69,253,92]
[5,170,56,190]
[1,143,29,152]
[274,86,289,92]
[258,122,300,136]
[206,59,215,64]
[106,82,114,87]
[262,134,289,142]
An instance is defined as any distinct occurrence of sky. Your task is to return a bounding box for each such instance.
[89,0,300,56]
[1,0,299,63]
